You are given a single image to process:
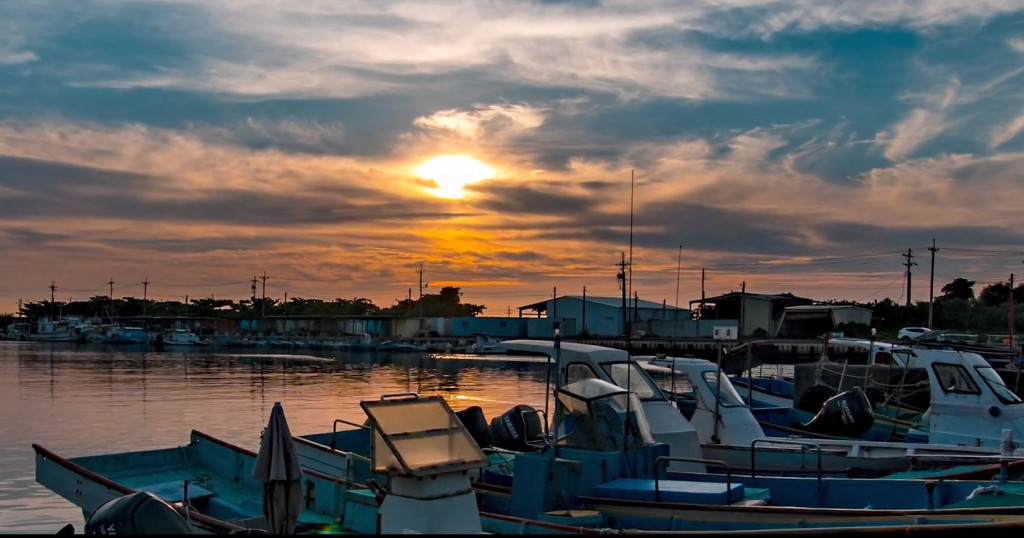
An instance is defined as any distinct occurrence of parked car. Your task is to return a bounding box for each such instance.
[897,326,932,343]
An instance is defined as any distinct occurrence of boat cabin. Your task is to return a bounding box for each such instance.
[498,339,704,471]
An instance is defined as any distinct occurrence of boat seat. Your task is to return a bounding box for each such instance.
[593,479,744,505]
[138,480,216,504]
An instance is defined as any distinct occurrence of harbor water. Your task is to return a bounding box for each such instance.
[0,341,555,533]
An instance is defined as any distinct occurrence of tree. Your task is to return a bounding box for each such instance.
[939,278,976,301]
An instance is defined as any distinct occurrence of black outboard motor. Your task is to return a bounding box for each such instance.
[794,384,837,414]
[455,405,492,448]
[85,491,192,535]
[800,386,875,438]
[489,404,543,451]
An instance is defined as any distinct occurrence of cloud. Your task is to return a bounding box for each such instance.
[413,103,547,140]
[990,112,1024,149]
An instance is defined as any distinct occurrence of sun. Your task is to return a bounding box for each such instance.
[416,155,494,199]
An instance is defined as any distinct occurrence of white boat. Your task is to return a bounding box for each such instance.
[155,328,209,346]
[465,334,507,354]
[496,339,1024,476]
[643,351,1024,474]
[26,316,96,343]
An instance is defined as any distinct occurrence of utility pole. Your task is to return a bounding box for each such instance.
[260,271,268,317]
[142,277,150,317]
[582,285,587,334]
[675,245,682,339]
[49,281,56,319]
[902,249,917,307]
[417,264,426,320]
[552,286,557,319]
[928,239,937,328]
[697,268,706,337]
[617,252,629,337]
[740,281,746,339]
[1010,273,1015,351]
[108,278,115,322]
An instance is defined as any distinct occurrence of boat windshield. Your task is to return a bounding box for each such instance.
[975,366,1023,405]
[702,370,746,407]
[599,362,662,401]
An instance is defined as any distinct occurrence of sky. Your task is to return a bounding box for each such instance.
[3,0,1024,316]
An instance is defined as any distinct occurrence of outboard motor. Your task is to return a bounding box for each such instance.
[489,404,543,451]
[800,386,875,438]
[795,384,837,414]
[455,405,492,448]
[85,491,192,534]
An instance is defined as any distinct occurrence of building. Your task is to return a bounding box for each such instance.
[690,292,814,338]
[775,304,874,339]
[516,295,692,337]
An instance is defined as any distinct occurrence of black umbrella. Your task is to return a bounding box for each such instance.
[252,402,303,534]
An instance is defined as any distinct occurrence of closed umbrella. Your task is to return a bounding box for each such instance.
[252,402,303,534]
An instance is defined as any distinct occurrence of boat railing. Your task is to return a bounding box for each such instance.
[330,418,371,454]
[750,438,823,485]
[379,392,420,400]
[656,456,733,503]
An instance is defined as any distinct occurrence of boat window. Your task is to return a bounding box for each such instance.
[647,370,694,396]
[701,370,746,407]
[600,362,660,400]
[931,363,981,395]
[566,363,599,384]
[975,366,1022,405]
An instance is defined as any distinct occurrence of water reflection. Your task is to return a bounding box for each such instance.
[0,342,551,532]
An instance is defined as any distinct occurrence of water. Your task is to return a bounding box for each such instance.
[0,342,555,533]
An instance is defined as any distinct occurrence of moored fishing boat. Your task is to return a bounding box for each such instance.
[291,384,1024,533]
[32,398,601,535]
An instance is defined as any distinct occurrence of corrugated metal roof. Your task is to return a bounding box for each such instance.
[518,295,689,311]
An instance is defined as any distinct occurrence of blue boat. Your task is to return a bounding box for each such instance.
[294,382,1024,534]
[32,397,599,535]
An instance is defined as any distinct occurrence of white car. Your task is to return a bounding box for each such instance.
[897,326,932,343]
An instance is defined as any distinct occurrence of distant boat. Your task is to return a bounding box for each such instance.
[26,316,94,343]
[464,334,507,355]
[98,324,149,345]
[155,328,209,346]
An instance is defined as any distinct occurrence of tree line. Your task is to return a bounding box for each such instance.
[826,277,1022,338]
[3,286,486,324]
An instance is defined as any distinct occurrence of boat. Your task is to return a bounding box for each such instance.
[25,316,95,343]
[97,324,149,345]
[377,340,427,353]
[32,399,602,535]
[290,385,1024,534]
[154,328,209,346]
[717,340,1024,450]
[462,334,508,355]
[641,354,1024,476]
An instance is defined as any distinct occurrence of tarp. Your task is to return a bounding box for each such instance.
[252,402,303,534]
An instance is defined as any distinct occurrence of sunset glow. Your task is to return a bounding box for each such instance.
[416,155,494,199]
[2,1,1024,316]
